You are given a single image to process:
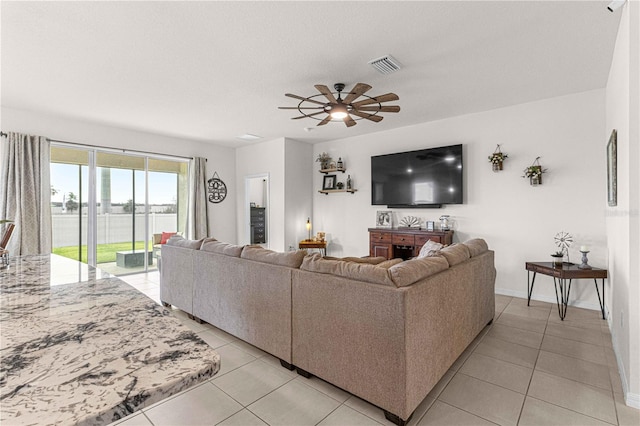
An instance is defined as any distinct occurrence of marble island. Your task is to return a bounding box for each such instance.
[0,254,220,425]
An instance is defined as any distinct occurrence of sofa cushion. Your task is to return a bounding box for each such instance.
[324,256,387,265]
[417,239,444,258]
[160,231,177,244]
[201,240,243,257]
[300,254,396,287]
[378,258,404,269]
[166,236,204,250]
[440,244,471,266]
[463,238,489,257]
[388,256,449,287]
[241,246,306,268]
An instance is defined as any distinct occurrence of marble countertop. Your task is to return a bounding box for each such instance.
[1,254,220,425]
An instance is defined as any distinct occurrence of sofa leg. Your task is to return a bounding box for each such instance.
[487,317,494,325]
[296,367,313,379]
[193,316,203,324]
[161,301,171,308]
[383,410,411,426]
[279,359,295,371]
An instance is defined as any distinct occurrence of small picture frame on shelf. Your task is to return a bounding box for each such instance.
[376,210,392,228]
[322,174,337,190]
[250,202,256,208]
[426,221,435,231]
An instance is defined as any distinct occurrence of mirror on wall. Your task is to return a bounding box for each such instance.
[245,174,269,246]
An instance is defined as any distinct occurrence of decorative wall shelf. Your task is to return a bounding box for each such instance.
[318,189,357,195]
[319,167,346,174]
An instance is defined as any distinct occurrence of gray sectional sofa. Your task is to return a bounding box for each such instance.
[160,237,496,425]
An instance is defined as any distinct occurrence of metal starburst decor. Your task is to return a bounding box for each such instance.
[554,231,573,254]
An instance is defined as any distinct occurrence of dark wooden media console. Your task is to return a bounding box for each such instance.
[368,228,454,260]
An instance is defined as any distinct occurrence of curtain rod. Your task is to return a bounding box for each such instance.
[1,131,204,161]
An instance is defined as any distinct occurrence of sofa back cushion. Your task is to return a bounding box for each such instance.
[388,256,449,287]
[323,256,388,265]
[440,244,471,266]
[241,246,306,268]
[463,238,489,257]
[201,240,243,257]
[300,253,396,287]
[166,236,204,250]
[417,240,444,258]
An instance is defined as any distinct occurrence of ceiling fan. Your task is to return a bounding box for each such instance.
[279,83,400,128]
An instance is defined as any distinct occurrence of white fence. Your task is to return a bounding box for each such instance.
[52,213,178,247]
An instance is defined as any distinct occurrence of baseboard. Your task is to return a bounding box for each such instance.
[611,332,640,409]
[495,288,603,312]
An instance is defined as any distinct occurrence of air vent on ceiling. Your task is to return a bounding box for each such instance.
[368,55,402,75]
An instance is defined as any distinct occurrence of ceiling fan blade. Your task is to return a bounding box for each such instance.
[317,115,333,126]
[314,85,337,104]
[292,111,327,120]
[344,114,357,127]
[357,105,401,113]
[352,93,399,107]
[350,110,384,122]
[285,93,326,105]
[343,83,372,104]
[278,106,324,110]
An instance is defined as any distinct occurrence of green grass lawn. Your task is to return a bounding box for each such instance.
[53,241,152,263]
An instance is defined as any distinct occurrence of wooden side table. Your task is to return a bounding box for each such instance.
[299,240,327,256]
[525,261,608,320]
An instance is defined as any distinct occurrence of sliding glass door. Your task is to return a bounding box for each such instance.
[51,145,189,275]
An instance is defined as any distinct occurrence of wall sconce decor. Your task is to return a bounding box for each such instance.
[523,157,547,185]
[488,144,508,172]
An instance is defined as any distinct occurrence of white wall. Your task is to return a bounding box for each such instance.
[284,138,313,250]
[0,107,238,243]
[605,0,640,408]
[313,89,608,311]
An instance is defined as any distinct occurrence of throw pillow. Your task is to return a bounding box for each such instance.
[161,232,177,244]
[417,239,444,258]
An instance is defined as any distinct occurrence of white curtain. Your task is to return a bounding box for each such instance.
[189,157,209,239]
[0,132,52,255]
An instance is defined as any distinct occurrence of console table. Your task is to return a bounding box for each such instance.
[525,261,608,320]
[299,240,327,256]
[368,228,453,260]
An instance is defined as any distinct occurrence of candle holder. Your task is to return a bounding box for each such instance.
[578,250,592,269]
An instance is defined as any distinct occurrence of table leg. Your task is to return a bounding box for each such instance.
[594,278,606,319]
[527,271,537,306]
[553,278,572,320]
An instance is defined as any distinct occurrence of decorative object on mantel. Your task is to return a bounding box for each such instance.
[316,152,332,170]
[376,211,392,228]
[399,216,421,228]
[279,83,400,128]
[523,157,546,185]
[439,215,450,231]
[554,231,573,264]
[207,172,227,203]
[579,246,592,269]
[488,144,508,172]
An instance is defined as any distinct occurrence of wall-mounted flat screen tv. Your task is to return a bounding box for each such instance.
[371,144,463,208]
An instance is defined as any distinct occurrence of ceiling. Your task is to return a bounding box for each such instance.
[1,1,621,147]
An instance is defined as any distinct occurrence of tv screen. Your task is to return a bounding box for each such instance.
[371,144,463,207]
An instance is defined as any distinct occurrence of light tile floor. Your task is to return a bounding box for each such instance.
[115,272,640,426]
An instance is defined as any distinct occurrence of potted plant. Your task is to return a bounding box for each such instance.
[523,157,546,185]
[551,251,564,267]
[488,145,508,172]
[316,152,332,170]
